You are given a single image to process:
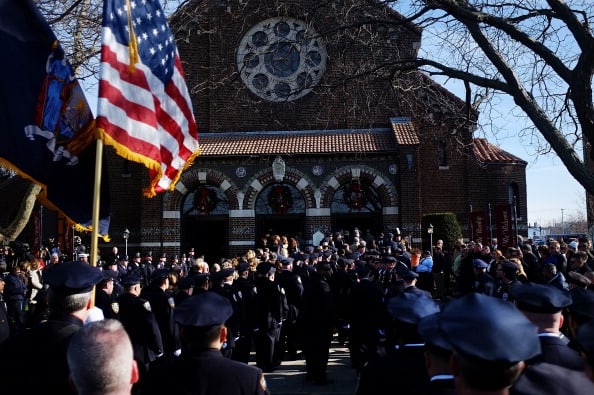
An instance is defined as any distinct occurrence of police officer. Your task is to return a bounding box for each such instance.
[95,269,120,320]
[0,260,103,394]
[510,282,584,371]
[253,261,288,372]
[232,261,258,363]
[141,293,269,395]
[117,272,163,393]
[210,267,240,359]
[439,293,541,394]
[140,268,180,361]
[275,256,304,362]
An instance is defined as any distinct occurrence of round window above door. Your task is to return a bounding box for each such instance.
[236,17,327,102]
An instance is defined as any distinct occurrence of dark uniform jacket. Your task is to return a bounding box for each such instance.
[526,333,585,371]
[0,314,83,394]
[95,288,120,320]
[117,292,163,369]
[141,348,269,395]
[140,285,180,359]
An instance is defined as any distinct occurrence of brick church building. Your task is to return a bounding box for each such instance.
[96,0,529,261]
[14,0,524,261]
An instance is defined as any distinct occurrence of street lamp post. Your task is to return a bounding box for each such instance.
[427,223,434,256]
[123,228,130,257]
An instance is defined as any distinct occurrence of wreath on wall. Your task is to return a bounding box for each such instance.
[344,179,367,209]
[268,185,293,214]
[193,186,219,215]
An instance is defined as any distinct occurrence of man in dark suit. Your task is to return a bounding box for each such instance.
[417,313,456,395]
[510,282,584,371]
[0,260,103,394]
[141,292,269,395]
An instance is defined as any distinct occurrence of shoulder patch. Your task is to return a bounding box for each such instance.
[111,302,119,314]
[168,297,175,308]
[143,301,152,312]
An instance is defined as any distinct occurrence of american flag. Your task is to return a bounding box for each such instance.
[97,0,199,197]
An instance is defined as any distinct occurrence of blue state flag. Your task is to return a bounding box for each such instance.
[0,0,110,237]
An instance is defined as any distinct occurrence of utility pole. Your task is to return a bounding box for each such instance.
[561,209,565,235]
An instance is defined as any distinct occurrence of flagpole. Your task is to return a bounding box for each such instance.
[89,138,104,307]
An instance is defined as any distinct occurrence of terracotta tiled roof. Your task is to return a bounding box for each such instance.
[390,117,419,145]
[197,129,400,156]
[473,138,527,165]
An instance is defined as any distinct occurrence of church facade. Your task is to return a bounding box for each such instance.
[100,0,527,261]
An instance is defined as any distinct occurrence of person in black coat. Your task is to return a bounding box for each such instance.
[117,273,163,394]
[346,263,389,372]
[232,261,258,363]
[253,261,288,372]
[0,261,103,395]
[210,267,241,359]
[274,257,304,361]
[94,270,121,320]
[300,261,337,385]
[140,269,180,361]
[141,292,269,395]
[510,282,585,371]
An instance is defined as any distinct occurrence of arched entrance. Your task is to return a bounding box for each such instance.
[181,185,229,263]
[331,178,383,237]
[255,183,306,244]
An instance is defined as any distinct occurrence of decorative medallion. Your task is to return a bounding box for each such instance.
[236,17,327,102]
[388,163,398,175]
[236,166,247,178]
[312,164,324,176]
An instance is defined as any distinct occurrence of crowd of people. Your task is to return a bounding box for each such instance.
[0,228,594,394]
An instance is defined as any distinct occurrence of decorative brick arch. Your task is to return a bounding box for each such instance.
[164,167,241,211]
[243,166,317,210]
[319,165,398,208]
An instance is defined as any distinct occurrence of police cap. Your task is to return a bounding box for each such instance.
[567,288,594,319]
[439,293,540,363]
[256,262,275,275]
[472,259,488,269]
[151,268,170,282]
[121,272,141,287]
[178,276,195,290]
[175,292,233,327]
[236,261,250,273]
[210,268,234,282]
[101,269,119,282]
[400,269,419,280]
[43,261,103,295]
[280,257,294,266]
[500,259,520,274]
[386,292,440,325]
[134,252,141,258]
[510,282,572,314]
